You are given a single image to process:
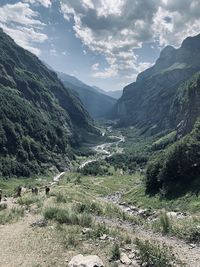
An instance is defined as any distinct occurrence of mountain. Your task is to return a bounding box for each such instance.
[57,72,116,118]
[111,34,200,135]
[105,90,123,99]
[0,28,98,177]
[92,86,123,99]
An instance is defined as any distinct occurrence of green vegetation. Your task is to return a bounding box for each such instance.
[0,207,25,224]
[146,120,200,197]
[110,243,120,261]
[0,28,97,177]
[43,206,93,227]
[135,238,181,267]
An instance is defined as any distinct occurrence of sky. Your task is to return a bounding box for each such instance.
[0,1,200,91]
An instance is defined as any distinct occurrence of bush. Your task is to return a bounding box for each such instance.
[135,238,180,267]
[74,201,103,216]
[110,243,120,261]
[159,212,171,235]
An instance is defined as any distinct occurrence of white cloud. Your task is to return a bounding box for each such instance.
[91,63,99,71]
[60,0,158,79]
[0,2,48,55]
[60,0,200,82]
[23,0,52,8]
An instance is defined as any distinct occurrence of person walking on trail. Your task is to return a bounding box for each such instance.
[0,189,2,202]
[45,186,50,196]
[16,186,22,197]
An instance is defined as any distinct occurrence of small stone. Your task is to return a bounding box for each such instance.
[100,234,108,240]
[82,228,91,234]
[189,244,196,249]
[68,254,104,267]
[120,252,131,265]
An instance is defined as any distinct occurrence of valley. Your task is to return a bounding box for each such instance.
[0,126,200,267]
[0,12,200,266]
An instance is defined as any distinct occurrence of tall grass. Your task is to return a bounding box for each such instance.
[43,206,93,227]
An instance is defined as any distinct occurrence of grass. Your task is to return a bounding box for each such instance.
[0,175,51,197]
[17,195,43,209]
[43,206,93,227]
[0,207,25,224]
[135,238,182,267]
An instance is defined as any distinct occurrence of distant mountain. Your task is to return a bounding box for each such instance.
[105,90,123,99]
[0,28,98,177]
[110,34,200,135]
[92,86,123,99]
[57,72,116,118]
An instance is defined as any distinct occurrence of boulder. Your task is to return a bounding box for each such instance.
[120,252,131,265]
[68,254,104,267]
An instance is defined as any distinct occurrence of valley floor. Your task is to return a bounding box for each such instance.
[0,172,200,267]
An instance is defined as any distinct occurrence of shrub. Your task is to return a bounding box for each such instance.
[159,212,171,235]
[111,243,120,261]
[74,201,103,216]
[135,238,180,267]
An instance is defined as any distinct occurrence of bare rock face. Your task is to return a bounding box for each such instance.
[68,254,104,267]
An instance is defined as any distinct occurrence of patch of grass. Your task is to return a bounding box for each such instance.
[74,201,103,216]
[0,175,51,197]
[159,212,171,235]
[43,206,93,227]
[85,223,109,240]
[17,194,43,208]
[110,243,120,261]
[135,238,181,267]
[0,207,25,224]
[0,203,7,211]
[55,192,68,203]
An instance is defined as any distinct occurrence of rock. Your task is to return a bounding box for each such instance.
[189,243,196,249]
[120,252,131,265]
[166,212,178,218]
[30,219,47,227]
[100,234,108,240]
[68,254,104,267]
[82,228,91,234]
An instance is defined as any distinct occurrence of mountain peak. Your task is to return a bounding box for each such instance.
[181,33,200,50]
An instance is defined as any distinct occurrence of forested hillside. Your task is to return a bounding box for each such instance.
[0,29,97,177]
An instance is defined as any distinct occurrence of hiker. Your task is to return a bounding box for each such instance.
[35,187,38,195]
[32,188,35,194]
[45,186,50,196]
[0,189,2,202]
[16,186,22,197]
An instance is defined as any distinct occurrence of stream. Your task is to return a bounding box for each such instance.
[79,129,125,169]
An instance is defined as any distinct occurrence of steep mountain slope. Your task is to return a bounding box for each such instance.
[112,34,200,134]
[57,72,116,118]
[0,28,97,177]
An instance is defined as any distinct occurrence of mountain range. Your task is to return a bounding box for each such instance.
[57,72,117,118]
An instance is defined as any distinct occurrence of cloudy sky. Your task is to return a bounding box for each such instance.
[0,0,200,91]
